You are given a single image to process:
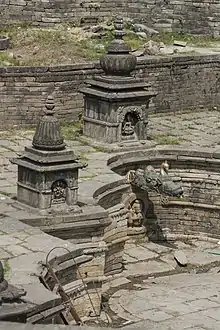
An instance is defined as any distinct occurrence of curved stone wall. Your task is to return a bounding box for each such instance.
[0,54,220,129]
[0,0,219,36]
[94,147,220,242]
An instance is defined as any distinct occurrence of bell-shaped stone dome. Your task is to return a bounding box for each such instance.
[32,95,66,151]
[100,16,137,77]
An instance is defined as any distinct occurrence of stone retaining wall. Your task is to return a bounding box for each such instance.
[0,54,220,129]
[0,0,220,36]
[99,148,220,241]
[103,204,128,275]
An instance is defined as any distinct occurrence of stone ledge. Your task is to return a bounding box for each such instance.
[107,146,220,173]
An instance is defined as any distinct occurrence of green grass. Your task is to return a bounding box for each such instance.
[153,134,187,145]
[1,22,220,66]
[3,260,11,279]
[60,120,83,140]
[0,52,20,66]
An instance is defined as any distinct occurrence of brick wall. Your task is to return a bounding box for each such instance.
[0,0,220,36]
[0,54,220,129]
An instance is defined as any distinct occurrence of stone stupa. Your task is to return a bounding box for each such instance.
[11,95,86,214]
[80,16,156,150]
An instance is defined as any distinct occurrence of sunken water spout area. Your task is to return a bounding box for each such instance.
[102,148,220,241]
[3,17,220,330]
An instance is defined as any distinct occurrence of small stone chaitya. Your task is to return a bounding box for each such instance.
[80,16,156,146]
[11,95,85,212]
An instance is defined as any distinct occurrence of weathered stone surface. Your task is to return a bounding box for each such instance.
[125,246,158,261]
[80,17,155,146]
[1,1,219,37]
[124,260,174,277]
[188,251,220,266]
[108,277,131,288]
[108,273,220,329]
[174,250,188,266]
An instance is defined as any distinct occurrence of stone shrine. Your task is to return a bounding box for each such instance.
[80,16,156,149]
[11,95,85,212]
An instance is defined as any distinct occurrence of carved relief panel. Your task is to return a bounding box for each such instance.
[51,180,67,205]
[123,192,149,228]
[117,105,147,141]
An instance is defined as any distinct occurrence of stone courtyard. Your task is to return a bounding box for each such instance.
[1,110,220,329]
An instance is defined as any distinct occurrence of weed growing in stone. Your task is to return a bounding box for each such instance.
[61,120,83,140]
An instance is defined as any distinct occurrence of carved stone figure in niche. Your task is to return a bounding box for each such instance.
[121,111,139,139]
[51,180,67,204]
[127,199,145,227]
[127,160,183,205]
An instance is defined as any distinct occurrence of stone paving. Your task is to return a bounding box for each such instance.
[0,110,220,328]
[148,110,220,148]
[101,239,220,330]
[110,272,220,330]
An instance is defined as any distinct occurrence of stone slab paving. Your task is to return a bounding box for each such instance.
[148,110,220,148]
[102,239,220,329]
[109,272,220,330]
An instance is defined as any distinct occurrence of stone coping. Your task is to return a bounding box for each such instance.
[0,53,219,75]
[79,146,220,205]
[107,146,220,172]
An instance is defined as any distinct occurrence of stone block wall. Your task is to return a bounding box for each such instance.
[41,243,107,319]
[136,55,220,115]
[0,54,220,129]
[107,148,220,241]
[103,204,128,275]
[0,63,101,128]
[0,0,220,36]
[147,166,220,241]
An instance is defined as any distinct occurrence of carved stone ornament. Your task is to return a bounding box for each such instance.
[126,161,184,205]
[51,180,67,204]
[123,192,148,228]
[117,105,145,123]
[100,16,137,76]
[127,199,145,227]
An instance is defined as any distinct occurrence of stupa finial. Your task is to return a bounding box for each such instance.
[32,95,65,151]
[113,16,125,40]
[44,94,55,115]
[100,16,137,76]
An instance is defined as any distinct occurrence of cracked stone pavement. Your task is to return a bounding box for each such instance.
[104,240,220,330]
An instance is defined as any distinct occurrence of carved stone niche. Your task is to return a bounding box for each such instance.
[123,192,149,229]
[51,179,67,205]
[118,105,147,142]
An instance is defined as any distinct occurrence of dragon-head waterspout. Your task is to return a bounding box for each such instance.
[127,161,184,200]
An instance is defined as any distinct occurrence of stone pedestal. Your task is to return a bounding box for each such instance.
[82,76,154,144]
[11,95,85,212]
[80,16,156,149]
[12,147,83,210]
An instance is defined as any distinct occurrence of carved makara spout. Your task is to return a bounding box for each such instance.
[127,161,184,198]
